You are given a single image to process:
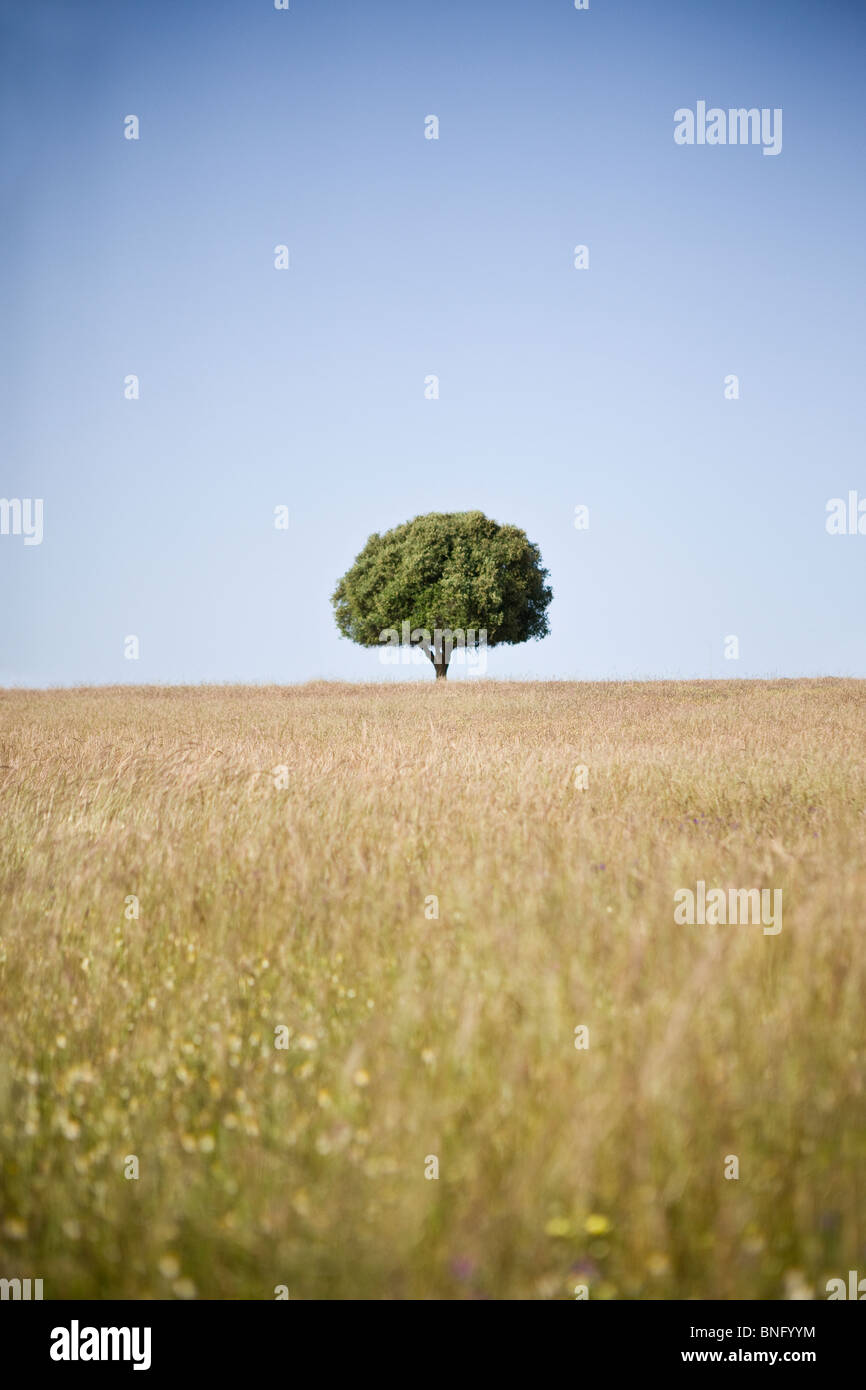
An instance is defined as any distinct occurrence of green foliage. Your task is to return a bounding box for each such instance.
[331,511,553,659]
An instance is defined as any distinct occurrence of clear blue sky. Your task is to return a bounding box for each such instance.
[2,0,864,685]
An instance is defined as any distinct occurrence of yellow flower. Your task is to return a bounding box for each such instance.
[353,1069,370,1087]
[585,1213,611,1236]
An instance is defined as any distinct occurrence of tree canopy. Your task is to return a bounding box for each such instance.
[331,510,552,678]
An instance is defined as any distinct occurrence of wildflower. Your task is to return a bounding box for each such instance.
[585,1213,611,1236]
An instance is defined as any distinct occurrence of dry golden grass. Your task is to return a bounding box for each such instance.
[1,679,864,1300]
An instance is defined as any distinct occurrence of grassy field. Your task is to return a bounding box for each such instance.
[0,679,864,1300]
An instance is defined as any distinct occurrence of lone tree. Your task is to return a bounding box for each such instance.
[331,510,553,679]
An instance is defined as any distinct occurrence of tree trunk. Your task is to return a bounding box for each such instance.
[431,617,448,680]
